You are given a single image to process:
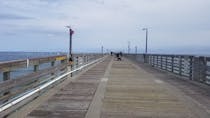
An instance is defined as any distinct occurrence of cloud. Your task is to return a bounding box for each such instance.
[0,0,210,54]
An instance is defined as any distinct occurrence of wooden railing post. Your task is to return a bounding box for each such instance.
[3,71,10,99]
[143,54,146,63]
[189,56,193,80]
[60,59,67,72]
[150,55,152,65]
[144,54,149,63]
[61,59,65,64]
[51,61,55,67]
[34,65,39,72]
[76,57,79,68]
[85,56,87,63]
[152,56,155,67]
[160,56,163,69]
[51,61,55,75]
[87,56,89,62]
[179,56,182,76]
[171,56,174,72]
[149,55,152,65]
[166,56,168,71]
[135,54,138,62]
[3,71,10,81]
[156,56,158,67]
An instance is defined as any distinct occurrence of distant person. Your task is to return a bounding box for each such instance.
[116,53,121,61]
[69,57,73,65]
[111,51,113,56]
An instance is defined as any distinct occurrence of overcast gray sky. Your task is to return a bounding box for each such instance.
[0,0,210,54]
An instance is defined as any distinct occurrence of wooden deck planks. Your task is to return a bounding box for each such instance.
[27,57,111,118]
[100,59,208,118]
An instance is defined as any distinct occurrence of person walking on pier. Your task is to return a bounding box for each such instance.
[116,52,122,61]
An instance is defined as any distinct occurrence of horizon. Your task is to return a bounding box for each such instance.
[1,49,210,56]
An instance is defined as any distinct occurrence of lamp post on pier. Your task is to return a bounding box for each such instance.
[135,46,138,54]
[66,26,74,62]
[128,41,131,54]
[101,46,104,55]
[142,28,148,54]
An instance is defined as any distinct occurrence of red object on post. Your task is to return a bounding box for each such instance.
[70,29,74,35]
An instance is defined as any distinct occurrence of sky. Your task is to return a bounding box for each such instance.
[0,0,210,54]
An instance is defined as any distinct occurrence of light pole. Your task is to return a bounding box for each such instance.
[142,28,148,54]
[128,41,131,54]
[135,46,137,54]
[101,46,104,55]
[66,26,74,61]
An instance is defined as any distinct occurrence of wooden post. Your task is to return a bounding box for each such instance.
[148,55,150,64]
[150,55,152,65]
[84,56,87,63]
[51,61,55,66]
[158,56,160,67]
[51,61,55,75]
[87,56,89,62]
[189,56,193,80]
[58,59,65,72]
[143,54,146,63]
[34,65,39,72]
[144,54,148,63]
[160,56,163,69]
[156,56,158,67]
[76,57,79,68]
[171,56,174,72]
[166,56,168,71]
[61,59,65,64]
[3,71,10,81]
[3,71,10,98]
[179,56,182,75]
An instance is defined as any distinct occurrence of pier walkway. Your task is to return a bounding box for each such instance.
[10,56,210,118]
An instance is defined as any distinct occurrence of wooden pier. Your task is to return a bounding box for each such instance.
[0,54,210,118]
[2,56,208,118]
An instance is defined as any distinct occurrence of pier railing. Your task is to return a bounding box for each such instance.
[0,54,103,104]
[125,54,210,85]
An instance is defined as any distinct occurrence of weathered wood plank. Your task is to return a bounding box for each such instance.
[0,55,67,72]
[0,60,27,72]
[26,57,110,118]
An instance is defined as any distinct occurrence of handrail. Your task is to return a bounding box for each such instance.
[0,55,67,71]
[0,56,105,113]
[0,64,66,94]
